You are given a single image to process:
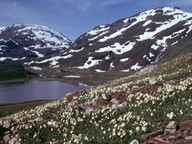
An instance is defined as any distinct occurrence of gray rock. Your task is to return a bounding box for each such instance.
[130,139,139,144]
[3,134,10,143]
[8,137,19,144]
[3,119,13,129]
[185,136,192,141]
[101,94,111,101]
[164,121,177,134]
[166,121,177,129]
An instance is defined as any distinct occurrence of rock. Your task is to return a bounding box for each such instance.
[3,119,13,129]
[130,139,139,144]
[3,133,11,143]
[164,121,177,134]
[101,94,111,101]
[141,129,164,141]
[148,140,158,144]
[185,136,192,141]
[141,121,192,143]
[10,127,18,135]
[152,137,170,143]
[181,120,192,129]
[111,99,119,105]
[34,117,44,123]
[9,137,19,144]
[71,100,78,106]
[165,121,177,129]
[27,120,35,123]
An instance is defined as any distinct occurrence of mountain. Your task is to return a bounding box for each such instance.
[0,24,71,62]
[26,7,192,75]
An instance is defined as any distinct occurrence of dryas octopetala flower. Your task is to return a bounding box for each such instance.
[136,126,140,132]
[166,112,174,119]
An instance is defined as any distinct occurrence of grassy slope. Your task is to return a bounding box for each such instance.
[1,52,192,143]
[0,63,36,81]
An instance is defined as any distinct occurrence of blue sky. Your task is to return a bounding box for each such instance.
[0,0,192,41]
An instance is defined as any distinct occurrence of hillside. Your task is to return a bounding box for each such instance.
[25,7,192,78]
[1,49,192,143]
[0,63,36,81]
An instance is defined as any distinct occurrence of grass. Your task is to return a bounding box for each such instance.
[1,52,192,143]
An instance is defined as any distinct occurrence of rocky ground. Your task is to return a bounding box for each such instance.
[140,121,192,144]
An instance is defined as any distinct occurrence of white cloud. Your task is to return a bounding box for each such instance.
[99,0,130,8]
[0,1,45,24]
[48,0,130,12]
[11,1,17,7]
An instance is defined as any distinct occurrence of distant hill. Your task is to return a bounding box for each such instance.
[0,24,71,62]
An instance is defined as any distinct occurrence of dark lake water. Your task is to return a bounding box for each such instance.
[0,80,89,104]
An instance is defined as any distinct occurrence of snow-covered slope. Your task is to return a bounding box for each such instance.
[0,27,5,34]
[0,24,71,61]
[26,7,192,73]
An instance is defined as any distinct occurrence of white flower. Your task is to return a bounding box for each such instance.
[166,112,174,119]
[136,126,140,132]
[142,126,147,132]
[84,136,89,141]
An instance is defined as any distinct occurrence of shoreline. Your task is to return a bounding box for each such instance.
[0,77,40,85]
[0,100,52,118]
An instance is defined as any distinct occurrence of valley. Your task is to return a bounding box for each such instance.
[0,6,192,143]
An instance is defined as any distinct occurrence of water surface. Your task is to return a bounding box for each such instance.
[0,80,88,104]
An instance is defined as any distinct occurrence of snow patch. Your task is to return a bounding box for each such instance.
[149,52,154,57]
[105,55,110,60]
[69,47,84,53]
[30,66,42,71]
[143,20,152,26]
[136,11,192,41]
[87,26,110,36]
[88,31,108,41]
[151,28,186,50]
[130,63,142,70]
[24,47,44,57]
[120,69,130,72]
[120,58,129,62]
[16,24,70,49]
[0,57,7,61]
[77,57,102,69]
[184,19,192,34]
[64,75,81,78]
[95,42,136,55]
[0,57,26,61]
[110,62,115,68]
[29,54,73,66]
[95,69,106,72]
[171,41,178,46]
[50,60,58,66]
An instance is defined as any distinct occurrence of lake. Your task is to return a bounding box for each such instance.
[0,80,89,104]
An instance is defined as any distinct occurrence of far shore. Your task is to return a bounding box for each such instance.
[0,100,52,118]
